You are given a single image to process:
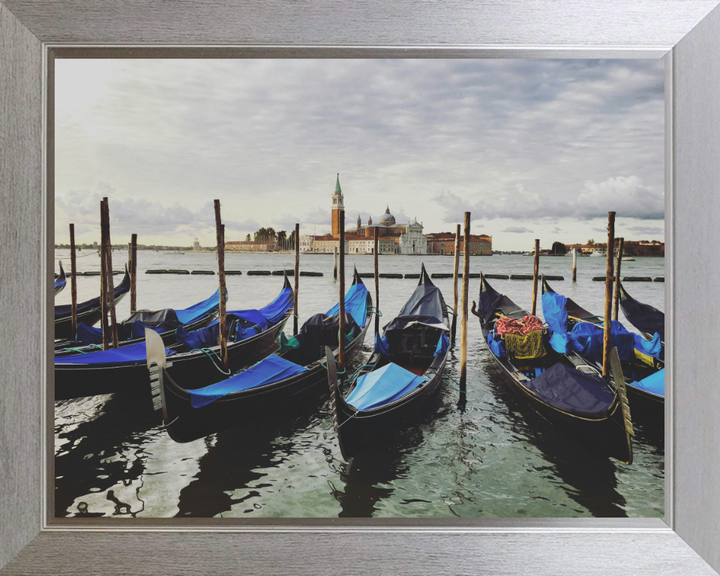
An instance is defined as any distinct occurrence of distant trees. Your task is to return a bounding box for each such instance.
[249,227,295,250]
[245,233,251,242]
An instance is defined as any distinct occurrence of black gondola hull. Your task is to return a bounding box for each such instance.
[158,310,371,443]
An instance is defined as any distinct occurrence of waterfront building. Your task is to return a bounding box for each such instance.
[426,232,492,255]
[225,240,276,252]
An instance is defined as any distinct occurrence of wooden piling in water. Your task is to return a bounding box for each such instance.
[459,212,470,396]
[374,227,380,335]
[572,247,577,282]
[338,210,346,370]
[69,224,78,337]
[602,212,616,379]
[101,198,119,348]
[214,199,228,370]
[531,239,540,316]
[333,246,338,281]
[130,233,137,314]
[294,223,300,336]
[613,237,624,321]
[452,223,461,344]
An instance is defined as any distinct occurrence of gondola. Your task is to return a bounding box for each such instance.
[327,264,450,460]
[54,266,131,340]
[55,284,224,354]
[618,281,665,343]
[541,276,664,428]
[55,275,294,401]
[474,273,633,464]
[145,268,372,443]
[54,261,66,295]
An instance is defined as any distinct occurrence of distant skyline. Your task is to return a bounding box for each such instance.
[55,59,664,251]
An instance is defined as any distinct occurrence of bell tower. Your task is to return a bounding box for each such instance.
[331,173,344,237]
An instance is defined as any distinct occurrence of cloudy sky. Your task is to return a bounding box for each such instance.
[55,58,664,251]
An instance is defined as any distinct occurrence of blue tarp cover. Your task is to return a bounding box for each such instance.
[542,291,570,353]
[487,332,506,357]
[568,320,635,364]
[629,368,665,397]
[54,341,176,366]
[174,289,221,325]
[435,333,450,357]
[374,333,391,356]
[326,283,369,328]
[189,354,309,408]
[525,362,615,418]
[345,362,427,411]
[632,331,662,359]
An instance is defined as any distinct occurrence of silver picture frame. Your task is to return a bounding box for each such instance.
[2,1,719,573]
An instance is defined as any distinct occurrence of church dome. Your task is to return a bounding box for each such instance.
[379,206,396,226]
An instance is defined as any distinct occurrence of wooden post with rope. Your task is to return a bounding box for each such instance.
[602,212,616,378]
[214,199,228,370]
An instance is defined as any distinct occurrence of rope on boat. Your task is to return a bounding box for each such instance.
[62,343,104,354]
[159,416,179,429]
[443,373,463,392]
[445,305,458,317]
[367,306,383,317]
[346,363,374,383]
[194,348,232,376]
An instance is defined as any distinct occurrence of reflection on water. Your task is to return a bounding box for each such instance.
[54,252,664,519]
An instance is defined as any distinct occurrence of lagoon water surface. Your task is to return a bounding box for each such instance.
[53,251,665,519]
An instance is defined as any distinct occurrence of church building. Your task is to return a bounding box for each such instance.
[303,174,428,254]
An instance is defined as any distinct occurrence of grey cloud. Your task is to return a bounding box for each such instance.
[503,226,533,234]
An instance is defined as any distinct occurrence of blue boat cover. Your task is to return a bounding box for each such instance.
[486,332,506,357]
[54,340,177,366]
[525,362,615,418]
[345,362,427,411]
[632,331,663,359]
[629,368,665,397]
[189,354,309,408]
[541,291,570,353]
[176,310,269,351]
[374,333,391,356]
[55,278,66,292]
[174,289,221,325]
[75,322,104,345]
[568,320,635,364]
[435,333,450,357]
[326,283,369,327]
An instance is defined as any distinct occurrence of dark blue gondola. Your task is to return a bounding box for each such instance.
[327,263,450,460]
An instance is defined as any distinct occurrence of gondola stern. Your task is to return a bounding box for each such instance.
[145,328,169,414]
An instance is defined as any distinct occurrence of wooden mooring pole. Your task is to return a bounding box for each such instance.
[452,223,461,344]
[338,210,346,370]
[214,199,228,370]
[459,212,470,397]
[613,237,624,321]
[129,233,137,314]
[333,246,338,281]
[531,239,540,316]
[69,224,78,338]
[101,198,119,348]
[602,212,616,379]
[374,227,380,336]
[572,247,578,282]
[294,223,300,336]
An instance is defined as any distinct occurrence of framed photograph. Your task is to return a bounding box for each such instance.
[2,1,719,574]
